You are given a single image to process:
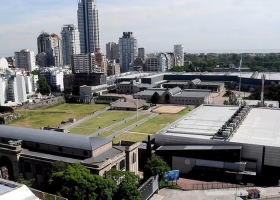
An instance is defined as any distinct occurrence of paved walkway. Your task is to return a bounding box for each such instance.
[62,107,110,130]
[107,113,158,140]
[90,110,152,137]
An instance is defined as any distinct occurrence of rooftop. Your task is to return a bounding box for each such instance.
[0,125,110,151]
[230,108,280,147]
[158,105,239,139]
[157,105,280,148]
[0,179,38,200]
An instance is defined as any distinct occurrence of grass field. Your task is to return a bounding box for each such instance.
[129,108,192,134]
[11,104,107,129]
[70,110,135,135]
[112,107,194,143]
[99,131,116,138]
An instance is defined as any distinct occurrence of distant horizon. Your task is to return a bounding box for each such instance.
[2,49,280,58]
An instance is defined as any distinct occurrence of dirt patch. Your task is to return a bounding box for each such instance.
[152,105,186,114]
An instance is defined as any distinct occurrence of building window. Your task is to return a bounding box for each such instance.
[132,153,136,164]
[36,164,43,175]
[112,165,117,170]
[24,162,32,173]
[120,160,125,170]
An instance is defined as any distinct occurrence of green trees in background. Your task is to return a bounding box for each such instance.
[32,70,51,95]
[249,85,280,107]
[170,53,280,72]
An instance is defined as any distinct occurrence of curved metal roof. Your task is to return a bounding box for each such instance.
[0,125,110,151]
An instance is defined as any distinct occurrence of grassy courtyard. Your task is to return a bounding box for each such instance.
[70,110,136,135]
[129,108,192,134]
[11,104,107,129]
[112,107,194,143]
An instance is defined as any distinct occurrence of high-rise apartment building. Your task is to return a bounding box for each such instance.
[37,32,62,67]
[61,24,81,66]
[14,49,36,72]
[106,42,119,60]
[71,53,99,74]
[77,0,100,53]
[119,32,138,73]
[107,60,120,76]
[144,54,167,72]
[174,44,184,66]
[95,49,107,74]
[138,48,145,60]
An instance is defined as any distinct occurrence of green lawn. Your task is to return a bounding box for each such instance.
[113,133,151,144]
[69,127,98,135]
[129,108,193,134]
[70,111,135,134]
[98,131,116,138]
[113,114,150,131]
[11,104,107,129]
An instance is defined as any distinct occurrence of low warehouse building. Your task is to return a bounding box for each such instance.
[134,87,211,105]
[155,105,280,182]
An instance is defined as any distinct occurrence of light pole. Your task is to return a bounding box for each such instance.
[136,95,138,119]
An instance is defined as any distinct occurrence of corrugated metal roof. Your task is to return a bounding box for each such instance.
[0,125,110,151]
[230,108,280,147]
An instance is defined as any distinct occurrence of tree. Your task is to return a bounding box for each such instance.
[17,174,35,188]
[150,92,161,105]
[31,70,51,95]
[105,169,141,200]
[146,135,152,161]
[49,163,117,200]
[249,85,280,107]
[38,76,51,95]
[143,156,170,182]
[195,98,205,107]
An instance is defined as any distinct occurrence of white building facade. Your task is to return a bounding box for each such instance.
[0,77,7,105]
[51,71,64,92]
[71,53,99,73]
[119,32,138,73]
[7,74,27,103]
[77,0,100,53]
[14,49,36,72]
[174,44,184,66]
[61,24,81,66]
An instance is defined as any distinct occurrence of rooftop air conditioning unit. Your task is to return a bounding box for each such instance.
[222,131,230,137]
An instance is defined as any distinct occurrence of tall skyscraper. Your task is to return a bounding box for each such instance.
[61,24,81,66]
[119,32,138,73]
[77,0,100,53]
[138,48,145,60]
[174,44,184,66]
[14,49,36,71]
[37,32,63,67]
[106,42,119,60]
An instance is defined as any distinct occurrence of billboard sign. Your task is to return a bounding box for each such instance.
[164,170,180,182]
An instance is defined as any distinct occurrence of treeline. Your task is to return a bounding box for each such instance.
[171,53,280,72]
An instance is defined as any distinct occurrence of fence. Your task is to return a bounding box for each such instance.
[177,182,254,191]
[138,175,159,200]
[30,188,67,200]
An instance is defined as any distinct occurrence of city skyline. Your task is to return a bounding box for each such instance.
[1,0,280,57]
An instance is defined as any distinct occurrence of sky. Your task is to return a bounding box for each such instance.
[1,0,280,57]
